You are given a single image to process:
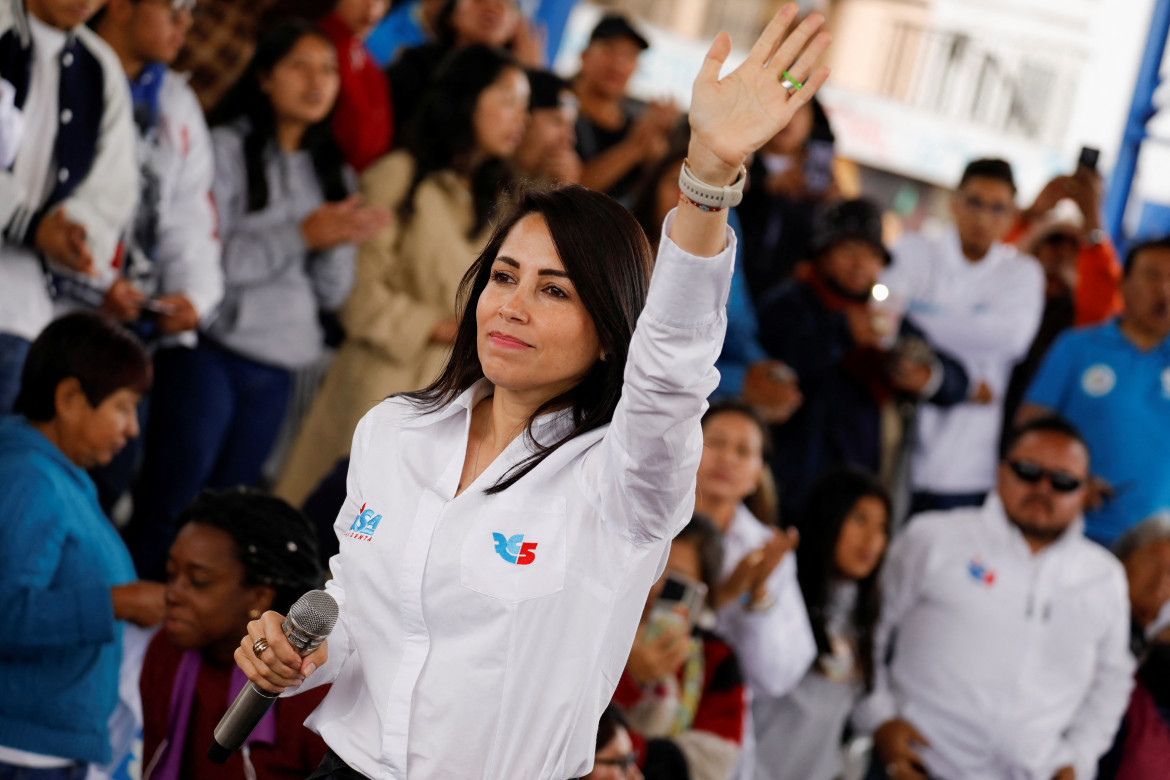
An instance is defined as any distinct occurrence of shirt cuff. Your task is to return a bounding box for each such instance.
[644,208,736,330]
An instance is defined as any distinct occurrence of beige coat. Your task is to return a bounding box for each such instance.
[274,151,493,507]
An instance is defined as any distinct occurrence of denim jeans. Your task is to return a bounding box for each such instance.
[0,332,32,415]
[0,761,87,780]
[123,342,293,579]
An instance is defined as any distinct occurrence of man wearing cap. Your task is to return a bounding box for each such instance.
[514,68,581,185]
[573,13,677,203]
[856,416,1133,780]
[755,199,969,519]
[882,158,1045,517]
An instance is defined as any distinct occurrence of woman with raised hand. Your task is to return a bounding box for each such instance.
[237,7,830,778]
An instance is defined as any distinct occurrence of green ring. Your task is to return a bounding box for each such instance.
[781,71,803,90]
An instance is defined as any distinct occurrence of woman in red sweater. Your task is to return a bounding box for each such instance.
[140,489,329,780]
[320,0,394,171]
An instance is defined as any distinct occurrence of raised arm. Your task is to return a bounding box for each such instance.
[587,7,830,544]
[671,6,830,258]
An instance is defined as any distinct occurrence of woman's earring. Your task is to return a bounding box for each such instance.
[249,609,261,620]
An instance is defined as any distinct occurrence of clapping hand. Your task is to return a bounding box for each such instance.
[301,195,392,251]
[685,5,831,187]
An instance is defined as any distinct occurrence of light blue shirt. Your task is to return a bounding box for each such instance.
[1024,319,1170,546]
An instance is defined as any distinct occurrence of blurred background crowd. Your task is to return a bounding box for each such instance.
[2,0,1170,778]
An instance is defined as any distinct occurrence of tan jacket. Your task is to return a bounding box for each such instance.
[274,150,493,507]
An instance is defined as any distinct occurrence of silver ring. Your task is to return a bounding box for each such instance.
[253,637,270,657]
[780,77,798,93]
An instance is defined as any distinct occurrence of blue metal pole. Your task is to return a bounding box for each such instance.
[1104,0,1170,244]
[534,0,579,65]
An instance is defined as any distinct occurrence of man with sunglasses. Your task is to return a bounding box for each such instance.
[880,158,1045,518]
[855,416,1133,780]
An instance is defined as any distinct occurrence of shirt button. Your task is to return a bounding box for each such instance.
[60,109,72,125]
[58,168,69,183]
[62,51,74,67]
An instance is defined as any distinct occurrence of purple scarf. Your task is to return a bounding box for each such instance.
[147,651,278,780]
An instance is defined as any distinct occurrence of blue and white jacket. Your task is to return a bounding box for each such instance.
[0,0,136,340]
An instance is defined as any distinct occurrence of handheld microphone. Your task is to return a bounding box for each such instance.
[207,589,339,763]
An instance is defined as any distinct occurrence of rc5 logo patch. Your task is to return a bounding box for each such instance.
[345,503,382,541]
[493,533,538,565]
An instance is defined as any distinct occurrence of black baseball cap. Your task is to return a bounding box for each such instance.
[588,14,649,50]
[807,199,892,265]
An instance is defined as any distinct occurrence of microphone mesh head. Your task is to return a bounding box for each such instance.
[283,590,339,654]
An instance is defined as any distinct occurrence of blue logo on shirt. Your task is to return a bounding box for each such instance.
[492,532,538,565]
[345,503,382,541]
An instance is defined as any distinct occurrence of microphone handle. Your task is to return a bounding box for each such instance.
[207,681,279,763]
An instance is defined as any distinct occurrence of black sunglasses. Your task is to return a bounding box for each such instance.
[1007,460,1083,493]
[593,752,638,772]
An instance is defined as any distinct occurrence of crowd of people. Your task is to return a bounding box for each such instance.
[1,0,1169,778]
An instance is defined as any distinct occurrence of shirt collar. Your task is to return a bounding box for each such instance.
[27,11,67,61]
[397,379,578,444]
[980,490,1086,557]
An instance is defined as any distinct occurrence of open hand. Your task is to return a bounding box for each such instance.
[686,5,831,186]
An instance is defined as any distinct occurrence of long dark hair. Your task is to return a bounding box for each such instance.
[400,44,520,237]
[208,22,348,212]
[403,184,652,493]
[795,467,890,689]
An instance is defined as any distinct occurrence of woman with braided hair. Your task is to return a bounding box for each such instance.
[139,489,330,780]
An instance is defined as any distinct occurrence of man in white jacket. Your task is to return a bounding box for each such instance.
[85,0,221,512]
[856,416,1134,780]
[0,0,137,413]
[881,158,1044,516]
[91,0,221,341]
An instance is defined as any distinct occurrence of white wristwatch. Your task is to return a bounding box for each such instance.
[679,159,748,211]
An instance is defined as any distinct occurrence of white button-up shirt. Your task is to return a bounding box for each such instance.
[854,494,1134,780]
[881,228,1044,494]
[289,213,735,779]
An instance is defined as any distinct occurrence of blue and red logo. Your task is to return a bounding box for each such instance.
[967,555,995,586]
[345,503,382,541]
[493,533,537,565]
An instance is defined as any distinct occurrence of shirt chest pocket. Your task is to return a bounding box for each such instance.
[459,497,568,603]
